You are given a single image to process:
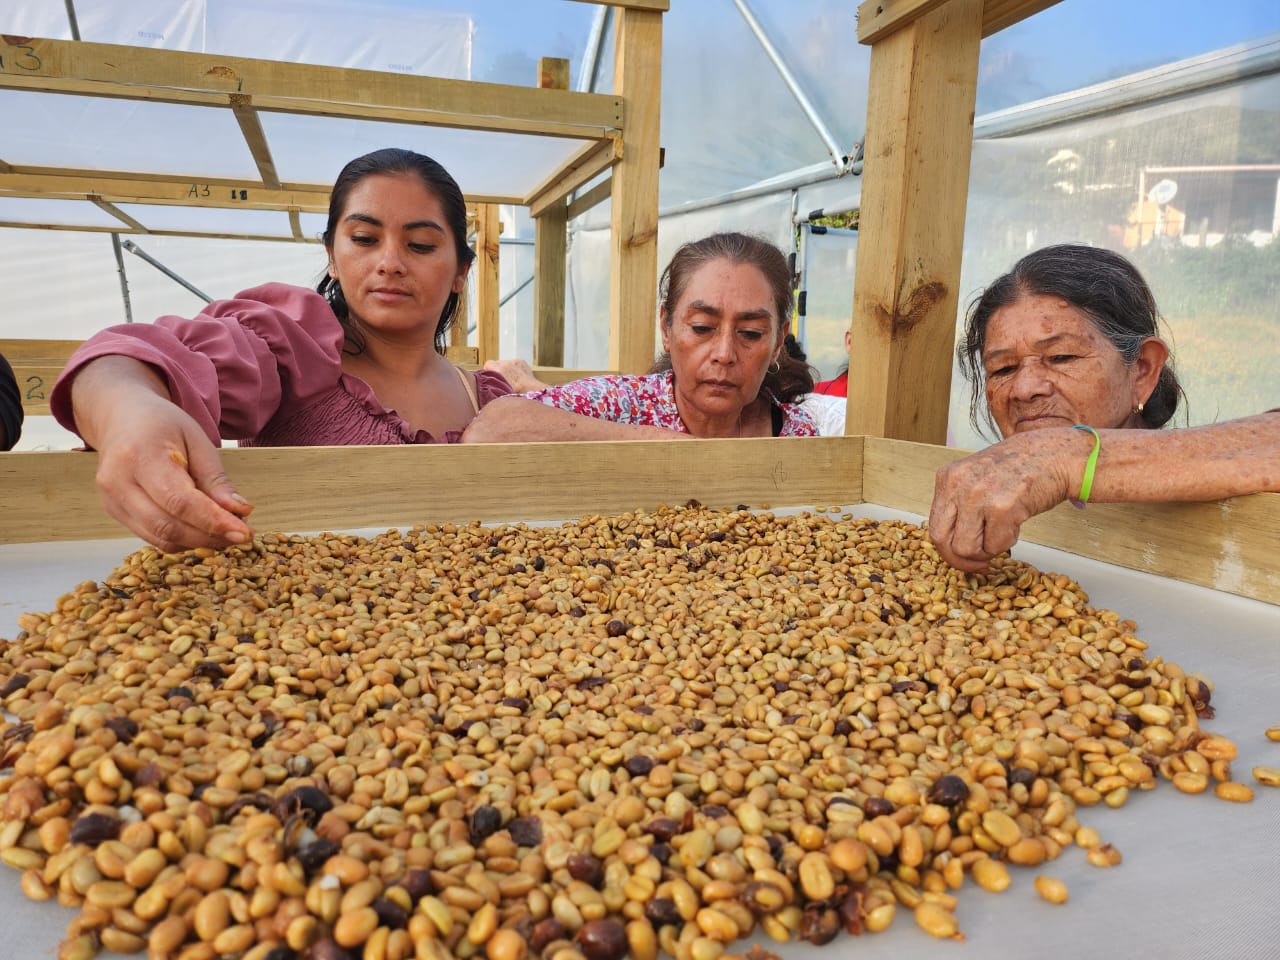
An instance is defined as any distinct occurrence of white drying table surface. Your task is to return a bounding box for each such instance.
[1,506,1278,960]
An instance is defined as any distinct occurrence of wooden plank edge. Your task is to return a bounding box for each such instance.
[857,0,1064,44]
[564,0,669,10]
[0,438,865,545]
[0,38,626,133]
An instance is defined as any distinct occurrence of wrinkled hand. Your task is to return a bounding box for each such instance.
[928,429,1084,572]
[92,392,254,553]
[483,358,550,394]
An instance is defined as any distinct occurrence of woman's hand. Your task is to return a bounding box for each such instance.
[928,428,1088,572]
[71,357,254,552]
[482,358,550,393]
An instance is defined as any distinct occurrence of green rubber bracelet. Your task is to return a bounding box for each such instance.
[1073,424,1100,504]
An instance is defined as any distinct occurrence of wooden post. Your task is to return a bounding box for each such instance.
[534,204,568,367]
[474,203,501,365]
[537,56,570,92]
[534,57,569,367]
[609,8,663,374]
[845,0,983,442]
[451,214,472,355]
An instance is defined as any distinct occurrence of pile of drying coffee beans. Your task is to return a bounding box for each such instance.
[0,505,1255,960]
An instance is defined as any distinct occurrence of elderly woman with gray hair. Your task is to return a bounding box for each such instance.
[929,243,1280,572]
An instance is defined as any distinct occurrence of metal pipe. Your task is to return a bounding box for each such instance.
[109,234,133,324]
[63,0,81,40]
[975,34,1280,140]
[577,5,610,93]
[120,240,213,303]
[730,0,849,171]
[659,159,857,219]
[498,274,533,309]
[467,273,534,335]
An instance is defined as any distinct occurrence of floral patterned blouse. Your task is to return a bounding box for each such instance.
[524,370,818,437]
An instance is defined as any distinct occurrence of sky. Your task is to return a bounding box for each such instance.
[976,0,1280,113]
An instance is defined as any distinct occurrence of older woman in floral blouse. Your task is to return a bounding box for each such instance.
[463,232,818,442]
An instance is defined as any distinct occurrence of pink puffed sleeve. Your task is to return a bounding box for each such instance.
[51,284,346,445]
[473,368,515,409]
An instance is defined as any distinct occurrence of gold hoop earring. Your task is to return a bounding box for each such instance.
[1134,401,1145,415]
[769,360,781,374]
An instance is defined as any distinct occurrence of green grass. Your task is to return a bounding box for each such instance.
[1162,312,1280,425]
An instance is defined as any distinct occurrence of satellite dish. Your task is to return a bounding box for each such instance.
[1148,179,1178,205]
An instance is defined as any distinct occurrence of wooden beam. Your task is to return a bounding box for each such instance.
[857,0,1063,43]
[845,0,983,443]
[563,0,670,10]
[532,58,571,370]
[248,95,620,143]
[566,177,613,220]
[0,339,80,362]
[8,163,330,192]
[534,202,567,367]
[288,209,304,241]
[538,57,570,93]
[0,69,619,143]
[857,0,946,44]
[229,93,282,189]
[444,345,479,365]
[0,171,332,212]
[529,366,611,385]
[451,272,471,355]
[443,364,616,384]
[10,364,60,416]
[0,220,320,243]
[564,148,664,221]
[0,438,862,545]
[979,0,1063,36]
[526,139,622,218]
[4,434,1279,609]
[90,198,148,232]
[0,340,81,417]
[608,7,663,374]
[474,203,501,365]
[0,37,625,141]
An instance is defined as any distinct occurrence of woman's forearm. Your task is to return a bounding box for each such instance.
[463,396,692,443]
[69,356,174,449]
[1075,412,1280,504]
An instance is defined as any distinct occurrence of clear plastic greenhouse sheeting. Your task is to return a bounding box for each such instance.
[4,230,326,451]
[950,69,1280,452]
[795,228,858,385]
[3,0,472,77]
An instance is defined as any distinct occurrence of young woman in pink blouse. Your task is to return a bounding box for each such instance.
[51,148,512,552]
[464,232,818,443]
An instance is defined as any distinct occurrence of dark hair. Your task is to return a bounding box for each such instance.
[653,232,813,403]
[957,243,1185,437]
[316,148,476,355]
[783,333,806,362]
